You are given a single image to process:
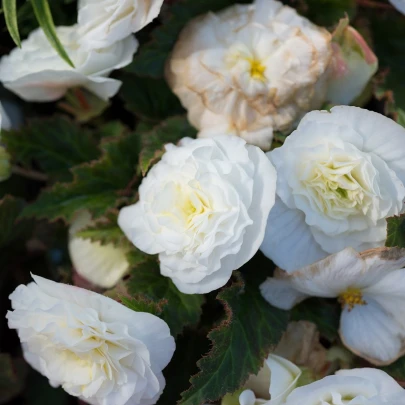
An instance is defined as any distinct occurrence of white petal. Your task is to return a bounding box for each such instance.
[260,197,326,273]
[339,297,405,365]
[363,268,405,332]
[288,248,366,297]
[239,389,256,405]
[390,0,405,15]
[336,368,404,396]
[231,144,277,267]
[300,106,405,185]
[284,375,378,405]
[260,277,308,310]
[267,355,301,405]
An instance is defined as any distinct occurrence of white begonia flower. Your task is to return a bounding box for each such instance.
[261,106,405,272]
[283,368,405,405]
[7,275,175,405]
[118,136,277,294]
[0,25,138,102]
[78,0,164,49]
[327,23,378,105]
[260,247,405,365]
[390,0,405,15]
[166,0,332,150]
[239,354,302,405]
[69,211,130,289]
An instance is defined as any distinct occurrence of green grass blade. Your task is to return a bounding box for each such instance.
[2,0,21,47]
[30,0,75,67]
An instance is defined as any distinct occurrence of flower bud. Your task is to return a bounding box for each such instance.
[327,20,378,105]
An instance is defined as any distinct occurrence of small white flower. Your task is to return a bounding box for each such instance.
[283,368,405,405]
[240,354,302,405]
[0,25,138,102]
[390,0,405,14]
[69,211,130,289]
[78,0,164,49]
[260,247,405,365]
[261,106,405,272]
[7,275,175,405]
[118,136,277,294]
[166,0,332,150]
[327,24,378,105]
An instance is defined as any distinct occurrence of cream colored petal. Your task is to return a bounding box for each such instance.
[69,210,129,289]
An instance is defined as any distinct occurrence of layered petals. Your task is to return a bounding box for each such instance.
[261,106,405,272]
[166,0,332,149]
[7,275,175,405]
[0,26,138,102]
[119,136,276,294]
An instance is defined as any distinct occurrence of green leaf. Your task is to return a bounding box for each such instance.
[298,0,357,27]
[76,211,128,246]
[120,74,184,121]
[291,298,341,341]
[2,116,99,182]
[0,196,27,248]
[179,274,289,405]
[0,354,26,404]
[139,116,197,176]
[386,215,405,248]
[120,295,167,317]
[124,257,204,337]
[30,0,75,67]
[126,0,251,78]
[21,132,141,222]
[3,0,21,47]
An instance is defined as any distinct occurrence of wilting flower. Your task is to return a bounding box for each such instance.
[7,275,175,405]
[261,247,405,365]
[166,0,332,150]
[390,0,405,15]
[69,211,130,289]
[327,21,378,105]
[0,26,137,102]
[283,368,405,405]
[239,354,302,405]
[261,106,405,272]
[78,0,164,49]
[118,136,276,294]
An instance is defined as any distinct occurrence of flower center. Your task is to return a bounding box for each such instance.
[338,288,367,311]
[249,59,266,81]
[301,156,372,218]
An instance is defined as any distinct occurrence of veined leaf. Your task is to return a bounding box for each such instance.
[139,116,196,176]
[179,274,289,405]
[123,256,204,337]
[2,116,99,182]
[3,0,21,47]
[30,0,75,67]
[21,132,141,222]
[386,215,405,249]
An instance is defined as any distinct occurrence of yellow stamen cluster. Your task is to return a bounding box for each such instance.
[249,59,266,81]
[338,289,367,312]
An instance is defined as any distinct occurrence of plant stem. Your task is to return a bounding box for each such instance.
[12,166,49,182]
